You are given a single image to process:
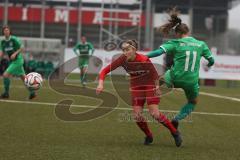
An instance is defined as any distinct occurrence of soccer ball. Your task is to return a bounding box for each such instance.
[24,72,43,90]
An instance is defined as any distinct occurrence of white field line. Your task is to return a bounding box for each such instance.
[0,99,240,117]
[1,79,240,102]
[199,91,240,102]
[1,83,240,103]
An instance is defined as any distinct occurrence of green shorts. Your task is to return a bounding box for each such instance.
[164,70,199,100]
[78,57,89,69]
[5,61,25,76]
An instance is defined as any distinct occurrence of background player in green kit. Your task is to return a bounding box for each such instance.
[0,26,36,99]
[73,36,94,86]
[147,8,215,129]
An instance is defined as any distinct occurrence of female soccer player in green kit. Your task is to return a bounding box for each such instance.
[73,36,94,86]
[0,26,36,99]
[147,8,215,129]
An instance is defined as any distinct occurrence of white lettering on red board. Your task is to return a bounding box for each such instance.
[93,11,103,24]
[129,13,140,25]
[93,11,140,25]
[5,6,144,26]
[22,8,28,21]
[54,9,69,22]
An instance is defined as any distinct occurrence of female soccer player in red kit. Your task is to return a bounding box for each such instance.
[96,40,182,147]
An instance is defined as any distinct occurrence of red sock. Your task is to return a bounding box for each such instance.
[157,113,177,134]
[136,121,153,138]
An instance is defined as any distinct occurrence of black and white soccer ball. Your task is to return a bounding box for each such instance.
[24,72,43,90]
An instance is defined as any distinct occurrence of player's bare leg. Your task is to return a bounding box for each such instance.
[19,74,25,81]
[133,106,153,145]
[148,104,182,147]
[80,66,88,86]
[80,68,84,84]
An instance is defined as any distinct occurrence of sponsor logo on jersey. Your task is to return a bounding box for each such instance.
[127,70,149,76]
[4,47,14,52]
[180,42,201,47]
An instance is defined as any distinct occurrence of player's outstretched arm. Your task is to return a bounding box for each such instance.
[146,48,165,58]
[96,55,126,94]
[202,42,215,67]
[0,43,3,58]
[0,42,3,58]
[89,42,95,55]
[10,37,24,60]
[10,47,23,60]
[96,66,115,94]
[207,57,215,67]
[96,80,104,94]
[73,43,80,55]
[0,51,3,61]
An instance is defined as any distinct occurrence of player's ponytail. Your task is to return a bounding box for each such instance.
[159,7,189,36]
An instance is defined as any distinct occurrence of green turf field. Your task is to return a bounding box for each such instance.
[0,77,240,160]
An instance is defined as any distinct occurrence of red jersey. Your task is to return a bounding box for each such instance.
[99,53,159,87]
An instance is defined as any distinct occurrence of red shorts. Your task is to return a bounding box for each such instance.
[130,85,160,107]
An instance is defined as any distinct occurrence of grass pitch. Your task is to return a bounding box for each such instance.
[0,77,240,160]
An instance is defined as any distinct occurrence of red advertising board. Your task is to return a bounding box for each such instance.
[0,6,145,27]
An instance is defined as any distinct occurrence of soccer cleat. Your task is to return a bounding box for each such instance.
[171,131,182,147]
[29,92,37,100]
[82,81,87,87]
[171,119,179,130]
[144,136,153,145]
[0,92,9,99]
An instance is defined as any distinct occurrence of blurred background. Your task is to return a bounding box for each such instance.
[0,0,240,86]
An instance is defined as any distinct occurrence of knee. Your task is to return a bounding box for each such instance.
[148,108,159,119]
[133,114,144,122]
[133,110,142,121]
[3,73,9,78]
[188,98,198,105]
[82,67,87,72]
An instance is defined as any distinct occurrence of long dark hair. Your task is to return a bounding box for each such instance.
[159,7,189,36]
[2,25,11,35]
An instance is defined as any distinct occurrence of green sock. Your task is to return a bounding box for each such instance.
[28,88,35,95]
[80,75,83,83]
[175,103,195,121]
[3,78,10,94]
[80,74,87,83]
[82,73,86,82]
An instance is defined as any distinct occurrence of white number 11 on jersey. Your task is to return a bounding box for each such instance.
[184,51,197,72]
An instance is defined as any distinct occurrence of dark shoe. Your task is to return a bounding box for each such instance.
[144,136,153,145]
[29,92,37,100]
[171,119,179,130]
[171,131,182,147]
[0,92,9,99]
[82,81,87,86]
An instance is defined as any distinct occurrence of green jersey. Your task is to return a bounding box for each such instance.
[73,42,94,57]
[0,35,24,63]
[160,37,213,85]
